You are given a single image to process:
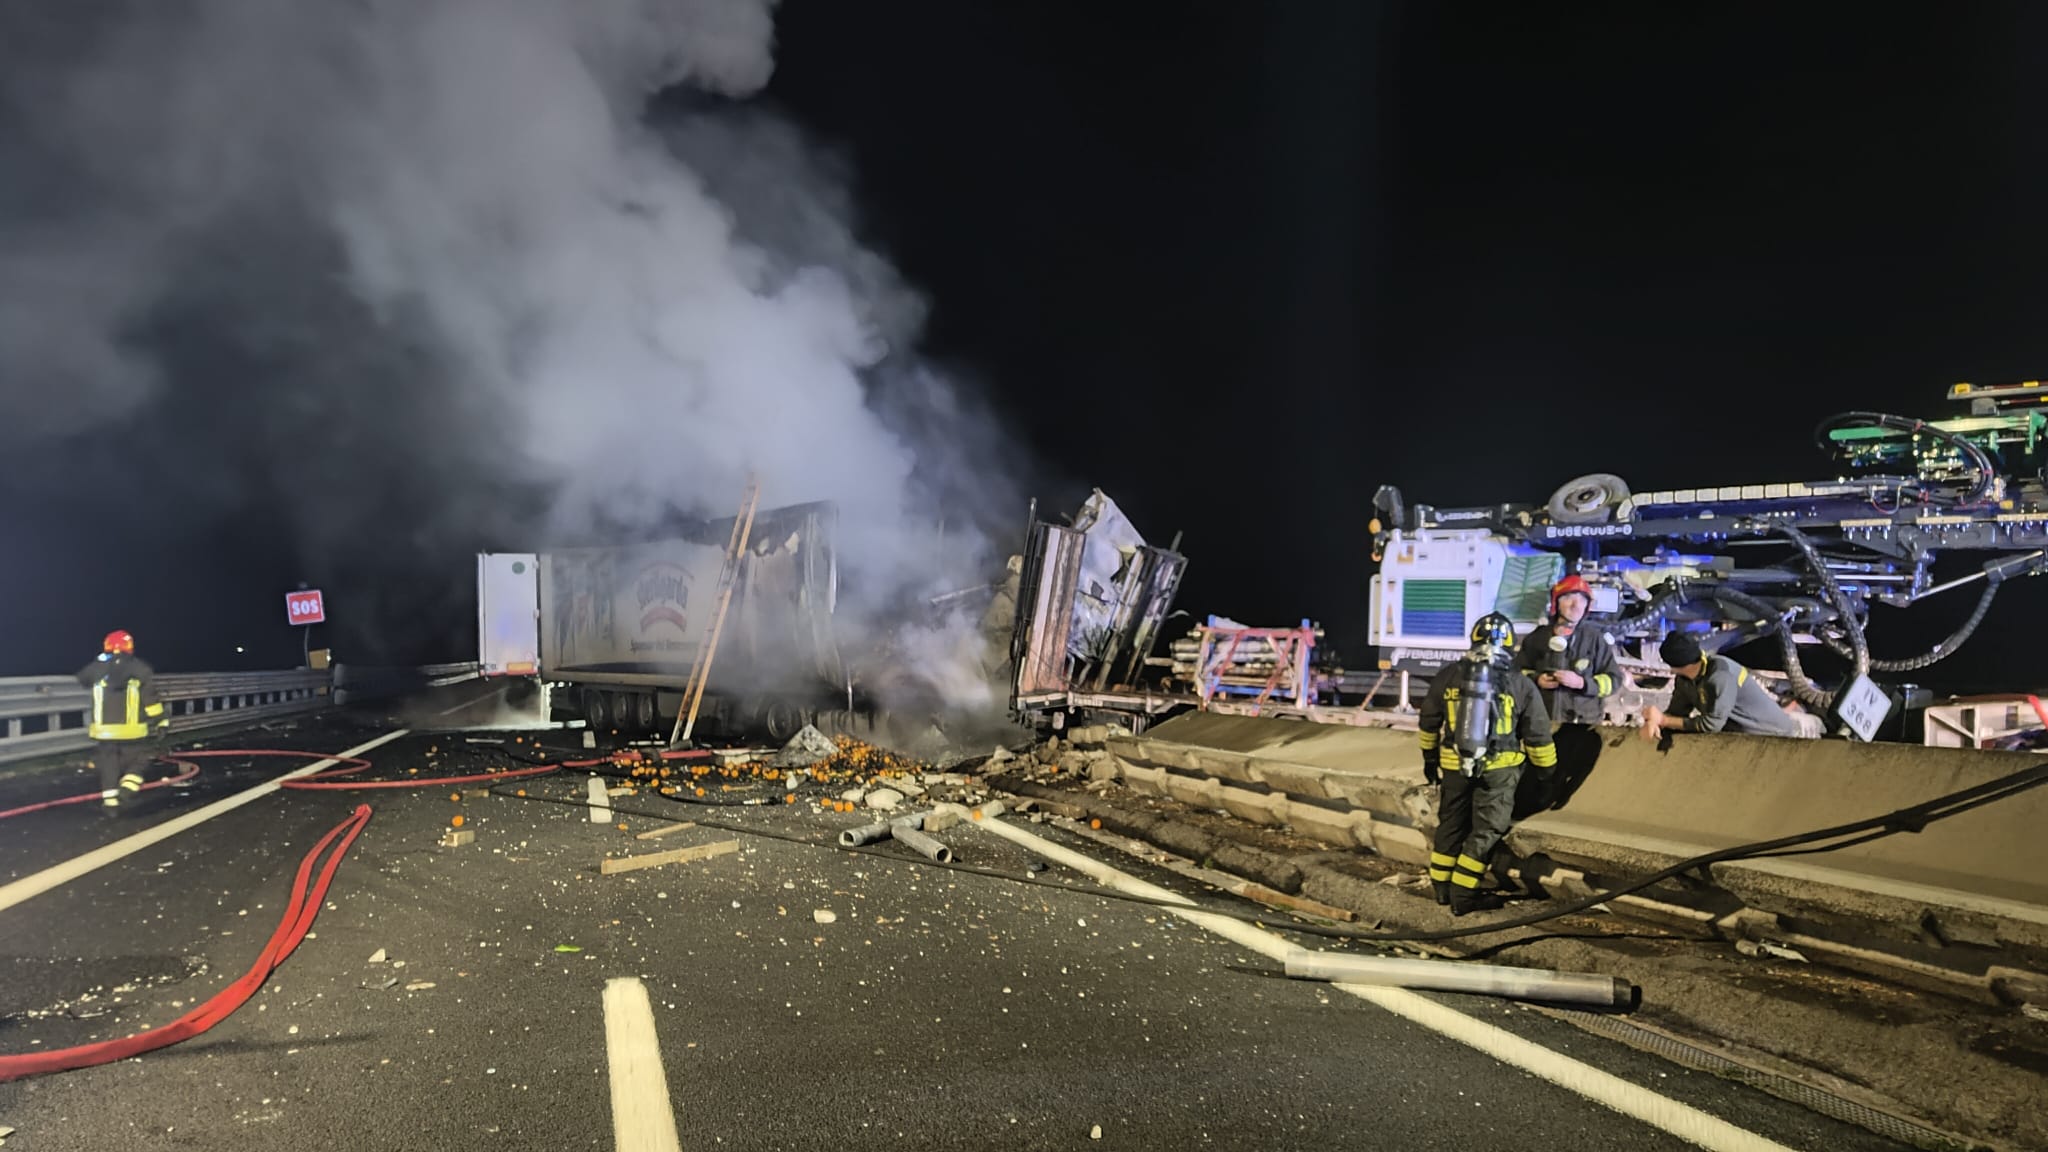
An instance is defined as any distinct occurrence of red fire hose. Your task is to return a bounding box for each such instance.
[0,740,721,1082]
[0,757,202,821]
[0,804,373,1083]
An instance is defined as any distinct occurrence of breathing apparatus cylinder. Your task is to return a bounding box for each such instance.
[1453,656,1499,776]
[1453,613,1519,777]
[1534,629,1572,674]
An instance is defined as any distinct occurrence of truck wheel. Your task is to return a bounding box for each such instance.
[631,691,657,731]
[1547,473,1632,525]
[581,688,612,732]
[764,700,805,742]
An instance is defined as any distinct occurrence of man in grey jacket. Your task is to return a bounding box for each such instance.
[1639,632,1825,742]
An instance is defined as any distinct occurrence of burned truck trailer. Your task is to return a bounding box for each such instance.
[477,501,847,740]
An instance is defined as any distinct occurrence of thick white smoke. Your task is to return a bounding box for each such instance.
[0,0,1024,707]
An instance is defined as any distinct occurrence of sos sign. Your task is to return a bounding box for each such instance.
[286,589,327,625]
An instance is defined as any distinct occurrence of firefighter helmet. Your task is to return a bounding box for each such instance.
[102,630,134,655]
[1549,573,1593,617]
[1468,612,1516,658]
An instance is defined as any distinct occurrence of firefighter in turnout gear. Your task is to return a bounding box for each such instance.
[75,631,168,812]
[1417,613,1557,915]
[1519,574,1620,725]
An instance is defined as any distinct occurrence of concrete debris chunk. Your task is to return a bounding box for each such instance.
[813,909,837,924]
[404,982,436,991]
[441,829,475,847]
[865,788,905,811]
[839,788,866,803]
[367,949,388,964]
[770,724,839,769]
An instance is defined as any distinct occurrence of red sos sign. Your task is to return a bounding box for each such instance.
[286,589,327,625]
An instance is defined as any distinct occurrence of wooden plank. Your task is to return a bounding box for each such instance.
[601,838,739,875]
[1240,882,1357,922]
[634,821,699,841]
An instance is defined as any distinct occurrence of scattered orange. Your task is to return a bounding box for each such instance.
[450,814,465,828]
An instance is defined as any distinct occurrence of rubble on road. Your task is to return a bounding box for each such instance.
[769,725,838,769]
[989,741,2048,1152]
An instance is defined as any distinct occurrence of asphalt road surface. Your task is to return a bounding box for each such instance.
[0,700,1920,1151]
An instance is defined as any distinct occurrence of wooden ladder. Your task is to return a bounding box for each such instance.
[669,476,761,747]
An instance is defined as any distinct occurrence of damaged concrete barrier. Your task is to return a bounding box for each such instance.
[1101,710,2048,992]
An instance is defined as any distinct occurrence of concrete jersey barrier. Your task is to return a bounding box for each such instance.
[1104,711,2048,993]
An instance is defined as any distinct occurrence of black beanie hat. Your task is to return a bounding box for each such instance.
[1658,632,1703,668]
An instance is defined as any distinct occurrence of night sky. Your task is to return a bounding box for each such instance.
[5,3,2048,691]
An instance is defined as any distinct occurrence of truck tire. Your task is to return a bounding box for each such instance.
[1547,473,1632,525]
[630,691,657,731]
[764,700,806,742]
[581,687,612,732]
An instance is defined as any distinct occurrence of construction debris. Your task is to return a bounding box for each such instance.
[635,821,699,841]
[440,829,475,847]
[770,725,838,769]
[600,838,741,876]
[367,949,388,964]
[812,909,837,924]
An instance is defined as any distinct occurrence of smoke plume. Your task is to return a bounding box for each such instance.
[0,0,1026,707]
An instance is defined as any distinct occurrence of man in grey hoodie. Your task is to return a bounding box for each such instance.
[1639,632,1825,742]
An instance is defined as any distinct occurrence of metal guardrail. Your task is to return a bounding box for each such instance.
[0,668,333,766]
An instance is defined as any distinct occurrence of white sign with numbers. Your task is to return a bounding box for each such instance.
[1835,674,1892,742]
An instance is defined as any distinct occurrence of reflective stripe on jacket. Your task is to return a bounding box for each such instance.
[79,654,165,741]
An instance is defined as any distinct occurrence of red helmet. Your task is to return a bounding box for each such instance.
[103,630,135,655]
[1548,575,1593,618]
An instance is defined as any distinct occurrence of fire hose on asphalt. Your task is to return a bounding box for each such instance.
[0,804,374,1084]
[0,744,697,1082]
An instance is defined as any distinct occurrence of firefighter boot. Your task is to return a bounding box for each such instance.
[1432,880,1451,906]
[1449,889,1508,917]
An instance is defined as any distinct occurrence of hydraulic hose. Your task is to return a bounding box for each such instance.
[1819,581,2002,673]
[1772,524,1868,708]
[0,805,373,1083]
[1816,410,2001,509]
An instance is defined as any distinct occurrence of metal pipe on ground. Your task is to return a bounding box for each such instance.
[889,823,954,864]
[836,810,957,863]
[1284,951,1638,1011]
[839,819,896,848]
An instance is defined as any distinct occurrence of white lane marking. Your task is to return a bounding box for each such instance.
[604,977,684,1152]
[975,813,1797,1152]
[435,682,507,717]
[0,729,410,916]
